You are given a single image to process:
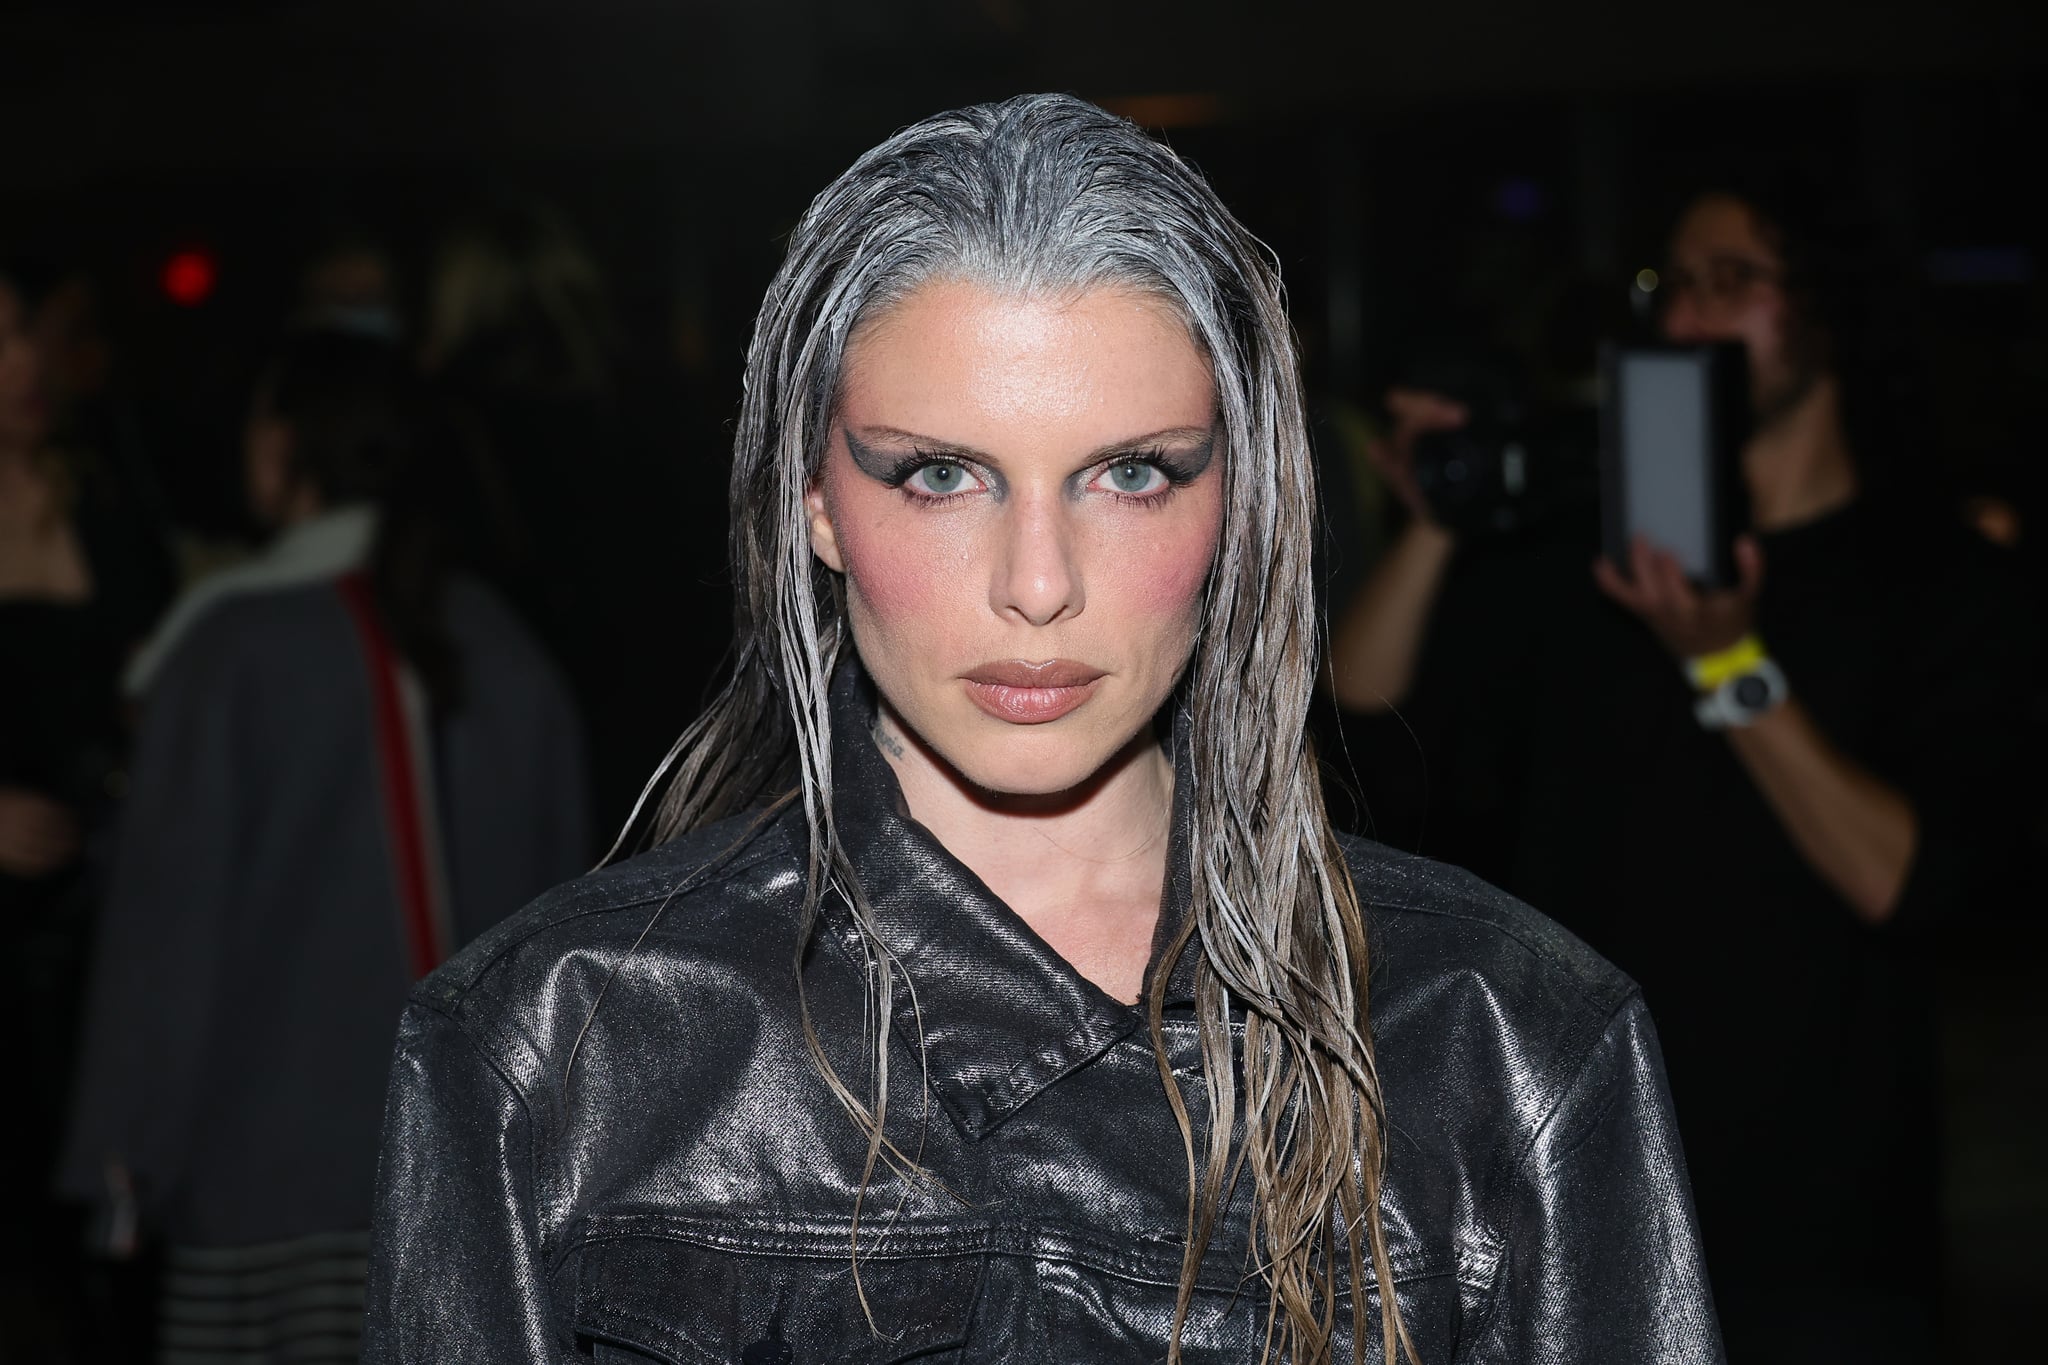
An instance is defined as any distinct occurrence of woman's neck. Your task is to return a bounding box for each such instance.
[0,441,52,525]
[1743,372,1859,532]
[0,440,34,482]
[0,441,92,603]
[873,704,1174,1003]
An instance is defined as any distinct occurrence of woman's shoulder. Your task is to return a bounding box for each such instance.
[131,578,359,701]
[1339,834,1667,1176]
[409,804,806,1050]
[1338,831,1639,1041]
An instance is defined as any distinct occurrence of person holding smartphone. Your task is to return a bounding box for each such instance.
[1328,183,2039,1360]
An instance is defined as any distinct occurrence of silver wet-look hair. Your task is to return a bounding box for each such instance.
[620,93,1411,1365]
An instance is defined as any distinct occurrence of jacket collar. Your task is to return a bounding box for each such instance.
[826,659,1198,1141]
[123,503,380,697]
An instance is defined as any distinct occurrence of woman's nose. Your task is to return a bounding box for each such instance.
[989,501,1084,627]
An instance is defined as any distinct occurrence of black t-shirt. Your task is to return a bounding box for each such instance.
[1338,497,2040,1294]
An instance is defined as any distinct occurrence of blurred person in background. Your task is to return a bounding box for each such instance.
[418,198,618,632]
[60,328,588,1364]
[421,199,729,839]
[0,258,174,1354]
[295,229,405,343]
[1328,181,2040,1360]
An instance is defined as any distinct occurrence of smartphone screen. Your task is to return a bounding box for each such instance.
[1600,343,1750,589]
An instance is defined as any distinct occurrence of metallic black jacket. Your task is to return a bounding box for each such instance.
[365,668,1723,1363]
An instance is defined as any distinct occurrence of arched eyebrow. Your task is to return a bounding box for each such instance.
[843,423,1217,480]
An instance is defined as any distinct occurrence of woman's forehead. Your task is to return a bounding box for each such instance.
[849,276,1194,353]
[840,279,1212,426]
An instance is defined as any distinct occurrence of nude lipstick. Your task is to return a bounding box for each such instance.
[961,660,1105,724]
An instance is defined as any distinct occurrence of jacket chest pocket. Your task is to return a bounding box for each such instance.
[568,1230,985,1365]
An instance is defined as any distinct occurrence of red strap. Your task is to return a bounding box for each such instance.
[336,573,447,978]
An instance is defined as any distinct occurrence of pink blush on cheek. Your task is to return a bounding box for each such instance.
[1140,524,1220,616]
[1097,494,1224,622]
[824,482,969,627]
[843,536,954,624]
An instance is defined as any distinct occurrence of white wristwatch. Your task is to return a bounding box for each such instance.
[1694,657,1789,730]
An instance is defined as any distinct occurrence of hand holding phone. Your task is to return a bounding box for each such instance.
[1599,342,1751,589]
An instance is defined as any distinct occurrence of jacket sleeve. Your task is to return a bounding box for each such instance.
[59,614,247,1235]
[364,1002,565,1364]
[1466,996,1725,1365]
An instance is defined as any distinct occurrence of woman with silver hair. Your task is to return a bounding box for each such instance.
[366,95,1720,1363]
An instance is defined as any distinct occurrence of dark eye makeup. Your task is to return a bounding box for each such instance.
[1104,445,1211,490]
[843,427,1214,505]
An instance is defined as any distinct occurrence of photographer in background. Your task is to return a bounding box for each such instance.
[1329,183,2038,1360]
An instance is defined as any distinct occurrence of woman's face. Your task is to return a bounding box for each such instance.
[808,279,1224,799]
[242,399,296,529]
[0,281,53,452]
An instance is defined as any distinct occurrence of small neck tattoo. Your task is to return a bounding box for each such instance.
[872,723,906,761]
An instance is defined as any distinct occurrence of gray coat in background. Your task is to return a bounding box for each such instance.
[61,573,590,1248]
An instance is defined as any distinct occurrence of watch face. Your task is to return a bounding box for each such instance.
[1733,675,1771,709]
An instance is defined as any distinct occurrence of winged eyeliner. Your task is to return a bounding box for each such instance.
[842,426,1216,493]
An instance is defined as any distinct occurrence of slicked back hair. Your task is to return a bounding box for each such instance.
[625,94,1412,1364]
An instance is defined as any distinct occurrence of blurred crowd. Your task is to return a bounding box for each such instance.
[1,205,727,1360]
[3,150,2044,1363]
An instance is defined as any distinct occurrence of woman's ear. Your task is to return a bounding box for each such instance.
[804,479,846,573]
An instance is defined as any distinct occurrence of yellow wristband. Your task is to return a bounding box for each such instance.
[1686,634,1767,692]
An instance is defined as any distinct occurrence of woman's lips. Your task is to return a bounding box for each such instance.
[961,660,1106,724]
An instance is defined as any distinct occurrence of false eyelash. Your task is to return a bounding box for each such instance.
[878,446,1205,497]
[879,450,976,489]
[1120,448,1204,487]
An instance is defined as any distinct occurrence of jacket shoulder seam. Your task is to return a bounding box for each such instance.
[1342,836,1632,1011]
[399,1000,577,1287]
[419,817,796,1012]
[1463,990,1646,1345]
[1363,892,1632,1019]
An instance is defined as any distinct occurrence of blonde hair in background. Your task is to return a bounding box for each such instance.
[420,202,617,398]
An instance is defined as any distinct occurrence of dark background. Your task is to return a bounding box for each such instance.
[7,0,2043,535]
[5,0,2042,1355]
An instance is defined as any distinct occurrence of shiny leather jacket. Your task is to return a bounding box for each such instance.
[365,667,1724,1363]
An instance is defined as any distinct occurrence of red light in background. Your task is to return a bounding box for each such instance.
[161,249,218,307]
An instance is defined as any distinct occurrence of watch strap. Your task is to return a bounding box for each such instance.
[1686,634,1768,691]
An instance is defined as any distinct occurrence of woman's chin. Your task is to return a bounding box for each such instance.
[960,761,1101,803]
[927,721,1155,808]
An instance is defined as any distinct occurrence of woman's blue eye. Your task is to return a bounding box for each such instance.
[908,462,968,495]
[1105,460,1165,495]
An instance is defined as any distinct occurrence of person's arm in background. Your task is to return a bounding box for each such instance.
[1593,534,2038,926]
[1328,390,1465,713]
[1724,700,1916,923]
[1595,536,1913,922]
[59,613,248,1247]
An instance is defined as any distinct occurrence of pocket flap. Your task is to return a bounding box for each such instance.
[572,1229,983,1365]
